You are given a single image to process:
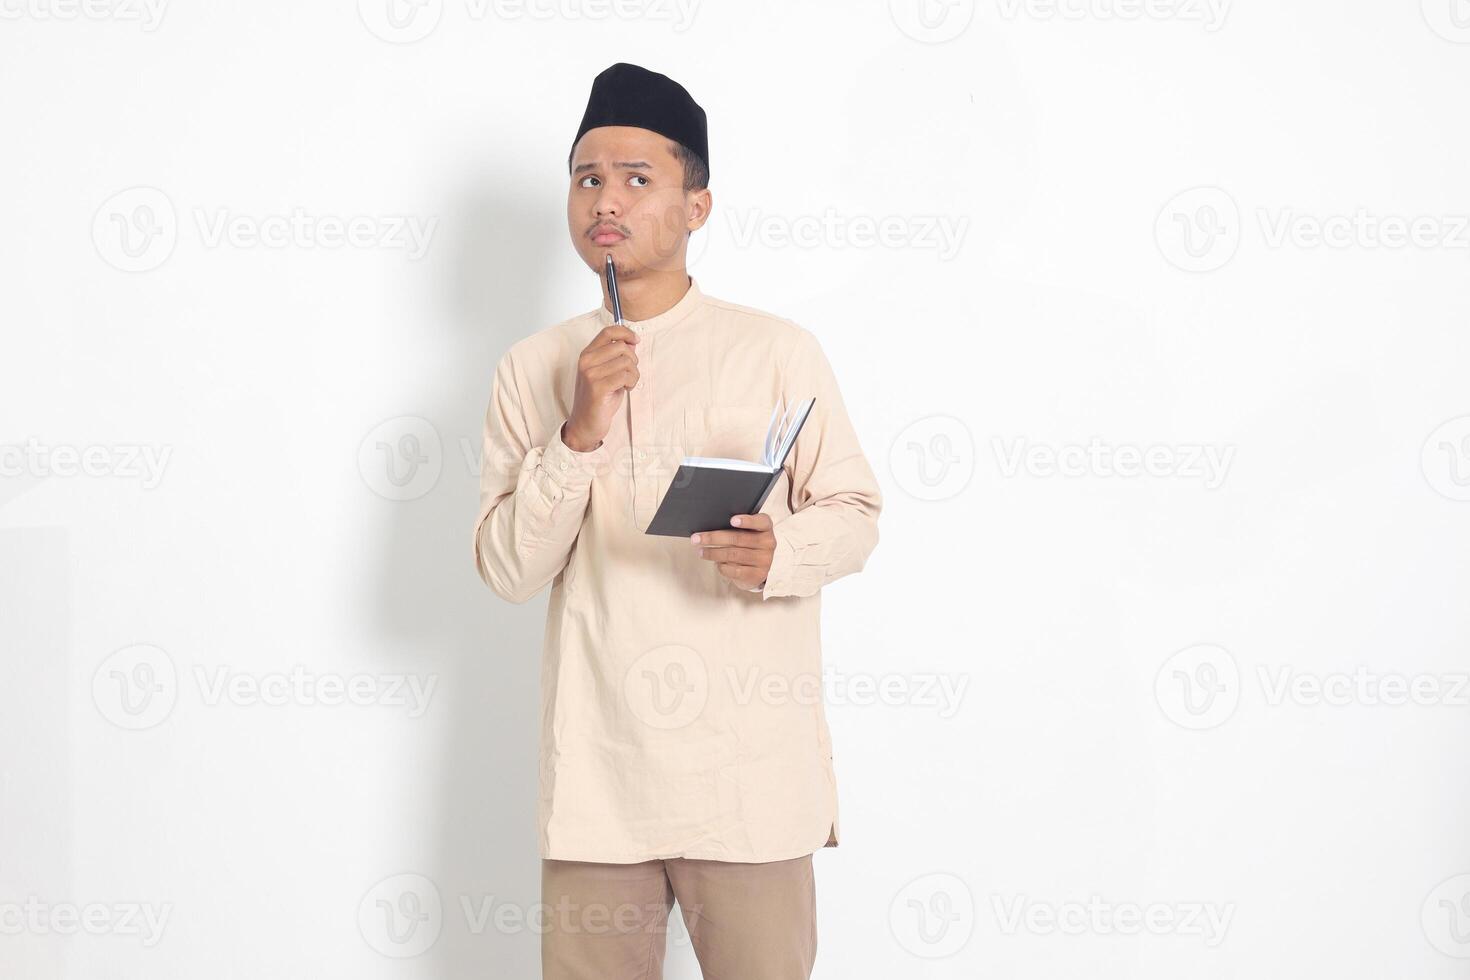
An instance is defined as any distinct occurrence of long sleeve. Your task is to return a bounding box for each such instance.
[472,351,608,604]
[471,279,877,864]
[760,328,883,600]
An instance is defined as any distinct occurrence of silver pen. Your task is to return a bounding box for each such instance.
[604,253,623,326]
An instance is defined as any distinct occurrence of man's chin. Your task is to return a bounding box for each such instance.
[591,250,639,277]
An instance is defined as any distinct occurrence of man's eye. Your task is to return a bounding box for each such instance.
[579,176,600,188]
[628,175,649,188]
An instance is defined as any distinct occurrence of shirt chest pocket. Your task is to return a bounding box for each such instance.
[680,405,776,463]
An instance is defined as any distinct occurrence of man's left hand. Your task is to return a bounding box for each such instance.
[691,513,774,592]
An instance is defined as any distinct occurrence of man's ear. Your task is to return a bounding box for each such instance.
[686,188,713,233]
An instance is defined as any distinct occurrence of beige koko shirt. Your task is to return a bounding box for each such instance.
[472,276,882,864]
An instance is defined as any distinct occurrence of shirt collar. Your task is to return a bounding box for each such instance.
[595,274,704,335]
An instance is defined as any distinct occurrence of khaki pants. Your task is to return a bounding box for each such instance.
[540,854,817,979]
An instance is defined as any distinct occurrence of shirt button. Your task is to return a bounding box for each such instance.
[521,548,532,559]
[635,381,643,389]
[636,449,646,460]
[559,460,568,470]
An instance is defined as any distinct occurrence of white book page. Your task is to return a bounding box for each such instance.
[761,400,784,467]
[680,396,811,472]
[682,456,777,473]
[771,397,815,467]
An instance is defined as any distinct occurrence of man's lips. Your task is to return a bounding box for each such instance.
[592,227,626,245]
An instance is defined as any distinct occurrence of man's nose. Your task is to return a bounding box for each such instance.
[594,186,623,218]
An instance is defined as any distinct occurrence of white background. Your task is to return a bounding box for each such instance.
[4,0,1470,977]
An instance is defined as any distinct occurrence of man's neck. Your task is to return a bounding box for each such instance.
[602,267,691,322]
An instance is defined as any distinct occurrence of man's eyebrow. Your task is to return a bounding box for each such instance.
[573,160,654,174]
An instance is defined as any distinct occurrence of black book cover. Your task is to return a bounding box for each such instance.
[644,397,814,537]
[645,466,783,537]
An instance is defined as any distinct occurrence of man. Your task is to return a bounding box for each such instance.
[471,62,882,979]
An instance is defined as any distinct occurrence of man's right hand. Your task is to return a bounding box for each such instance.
[562,324,640,452]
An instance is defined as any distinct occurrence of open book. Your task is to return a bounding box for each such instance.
[645,397,816,537]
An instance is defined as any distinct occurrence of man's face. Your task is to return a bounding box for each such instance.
[567,125,710,279]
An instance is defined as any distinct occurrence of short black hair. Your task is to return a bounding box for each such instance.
[668,139,709,192]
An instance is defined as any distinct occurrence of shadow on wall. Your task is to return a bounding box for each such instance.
[368,179,706,980]
[368,182,559,978]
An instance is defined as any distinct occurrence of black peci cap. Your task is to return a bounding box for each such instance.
[570,63,708,178]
